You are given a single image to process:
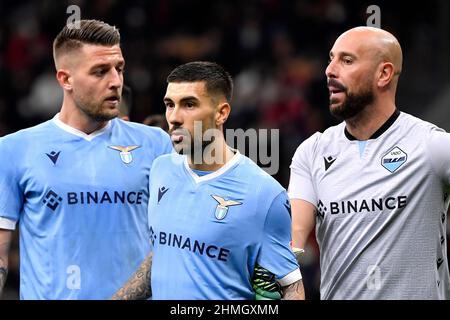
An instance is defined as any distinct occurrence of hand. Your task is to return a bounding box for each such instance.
[252,264,282,300]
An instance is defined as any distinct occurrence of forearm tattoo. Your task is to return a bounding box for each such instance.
[282,280,305,300]
[0,258,8,296]
[112,253,152,300]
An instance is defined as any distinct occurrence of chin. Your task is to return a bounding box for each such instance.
[93,112,119,122]
[329,105,348,120]
[329,103,343,113]
[106,107,120,116]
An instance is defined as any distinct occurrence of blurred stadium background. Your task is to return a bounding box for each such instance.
[0,0,449,299]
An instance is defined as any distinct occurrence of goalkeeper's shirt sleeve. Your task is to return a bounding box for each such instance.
[288,132,320,205]
[427,129,450,188]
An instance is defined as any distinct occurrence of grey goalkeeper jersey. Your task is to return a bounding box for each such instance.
[289,111,450,299]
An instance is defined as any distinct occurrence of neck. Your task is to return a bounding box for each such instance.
[59,99,108,135]
[345,100,396,140]
[188,137,235,171]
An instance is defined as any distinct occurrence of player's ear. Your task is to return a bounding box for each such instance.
[377,62,395,89]
[215,102,231,126]
[56,69,73,91]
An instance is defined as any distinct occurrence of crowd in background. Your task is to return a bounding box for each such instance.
[1,0,449,299]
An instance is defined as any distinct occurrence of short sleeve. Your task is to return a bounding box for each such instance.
[288,133,319,205]
[257,191,301,286]
[0,138,23,229]
[427,129,450,187]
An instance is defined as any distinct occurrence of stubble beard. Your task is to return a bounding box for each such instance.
[172,118,218,162]
[330,85,375,121]
[74,93,119,122]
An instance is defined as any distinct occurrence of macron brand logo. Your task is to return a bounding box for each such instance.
[324,156,337,171]
[158,186,169,204]
[46,151,61,165]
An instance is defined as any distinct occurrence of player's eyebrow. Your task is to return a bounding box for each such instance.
[89,61,125,70]
[163,96,200,103]
[180,96,200,103]
[329,51,357,60]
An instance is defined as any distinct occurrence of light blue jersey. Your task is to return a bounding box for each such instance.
[0,114,172,299]
[148,152,301,300]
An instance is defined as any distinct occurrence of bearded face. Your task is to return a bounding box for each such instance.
[328,77,375,120]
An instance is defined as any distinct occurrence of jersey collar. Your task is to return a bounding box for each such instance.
[344,109,400,141]
[183,150,242,184]
[52,113,112,141]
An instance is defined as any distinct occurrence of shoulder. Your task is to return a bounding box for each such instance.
[291,125,340,167]
[293,122,344,158]
[396,111,445,136]
[237,154,285,195]
[113,119,170,140]
[235,159,288,220]
[151,152,182,171]
[293,131,322,157]
[0,120,54,150]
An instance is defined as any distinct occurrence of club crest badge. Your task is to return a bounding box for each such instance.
[108,145,141,164]
[381,146,407,173]
[211,195,242,220]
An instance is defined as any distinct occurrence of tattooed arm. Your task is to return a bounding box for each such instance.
[282,279,305,300]
[112,252,153,300]
[0,229,12,298]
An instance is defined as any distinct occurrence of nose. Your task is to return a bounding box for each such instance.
[325,58,337,79]
[109,68,123,90]
[166,105,183,127]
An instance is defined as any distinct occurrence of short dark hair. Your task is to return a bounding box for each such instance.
[167,61,233,102]
[53,19,120,63]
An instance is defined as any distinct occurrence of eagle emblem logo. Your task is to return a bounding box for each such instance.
[211,195,242,220]
[108,145,141,164]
